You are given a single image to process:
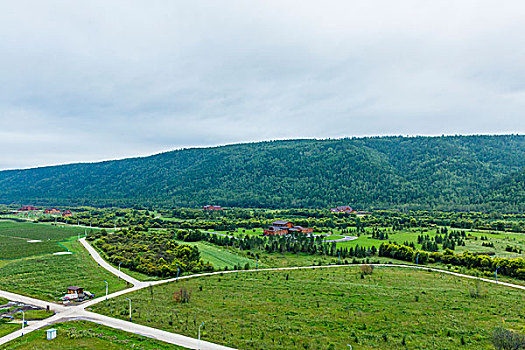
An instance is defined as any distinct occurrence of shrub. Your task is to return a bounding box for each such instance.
[174,287,192,303]
[360,264,374,275]
[492,327,525,350]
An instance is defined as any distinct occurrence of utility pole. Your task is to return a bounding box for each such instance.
[125,298,132,321]
[416,252,420,266]
[198,322,205,349]
[104,280,108,300]
[19,310,25,336]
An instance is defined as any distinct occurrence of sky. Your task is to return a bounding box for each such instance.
[1,1,525,170]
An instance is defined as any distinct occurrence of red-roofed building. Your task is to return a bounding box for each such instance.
[203,205,223,211]
[18,205,37,211]
[62,210,73,217]
[263,220,313,235]
[45,209,61,214]
[330,206,355,213]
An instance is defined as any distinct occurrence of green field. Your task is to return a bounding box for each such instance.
[0,220,87,259]
[322,235,344,240]
[0,323,20,338]
[92,266,525,350]
[332,227,525,258]
[1,321,185,349]
[175,240,257,269]
[0,238,128,301]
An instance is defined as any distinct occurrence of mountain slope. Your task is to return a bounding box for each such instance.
[0,135,524,211]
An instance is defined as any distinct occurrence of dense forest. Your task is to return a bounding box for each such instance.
[0,135,524,212]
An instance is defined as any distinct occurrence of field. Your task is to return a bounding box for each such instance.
[206,226,525,259]
[0,323,20,338]
[0,238,128,301]
[175,240,257,269]
[92,266,525,350]
[0,220,86,259]
[1,321,185,349]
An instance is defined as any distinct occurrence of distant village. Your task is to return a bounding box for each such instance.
[15,205,73,217]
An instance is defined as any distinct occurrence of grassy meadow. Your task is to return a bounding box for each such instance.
[209,225,525,259]
[92,266,525,350]
[0,238,128,301]
[175,240,257,269]
[0,323,20,338]
[0,220,86,259]
[1,321,185,349]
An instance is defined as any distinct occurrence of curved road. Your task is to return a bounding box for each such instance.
[0,238,523,349]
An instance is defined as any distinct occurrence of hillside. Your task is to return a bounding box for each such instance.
[0,135,524,211]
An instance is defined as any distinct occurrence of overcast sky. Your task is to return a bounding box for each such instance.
[1,1,524,170]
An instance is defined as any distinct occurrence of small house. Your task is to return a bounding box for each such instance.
[67,286,84,297]
[203,205,223,211]
[45,209,61,214]
[263,220,313,236]
[330,206,354,213]
[18,205,37,211]
[62,210,73,217]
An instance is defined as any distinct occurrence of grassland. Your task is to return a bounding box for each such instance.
[0,323,20,338]
[1,321,185,349]
[174,240,257,269]
[92,266,525,350]
[0,220,86,259]
[211,226,524,259]
[0,238,128,301]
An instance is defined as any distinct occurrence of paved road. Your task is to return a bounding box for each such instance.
[0,238,524,349]
[0,290,66,313]
[320,235,358,243]
[79,238,144,287]
[201,230,235,238]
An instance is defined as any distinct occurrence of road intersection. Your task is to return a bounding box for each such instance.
[0,237,523,349]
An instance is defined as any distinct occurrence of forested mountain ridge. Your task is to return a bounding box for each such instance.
[0,135,524,212]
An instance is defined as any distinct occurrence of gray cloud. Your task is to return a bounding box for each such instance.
[1,0,525,169]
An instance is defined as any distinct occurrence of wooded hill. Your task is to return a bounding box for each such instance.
[0,135,524,212]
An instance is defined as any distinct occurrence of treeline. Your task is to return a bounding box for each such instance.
[89,228,213,277]
[1,135,524,212]
[28,205,525,234]
[379,243,525,280]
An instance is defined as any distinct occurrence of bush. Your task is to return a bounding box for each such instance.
[468,280,486,299]
[360,264,374,275]
[492,327,525,350]
[173,287,192,303]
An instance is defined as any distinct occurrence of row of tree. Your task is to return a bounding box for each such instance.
[379,243,525,280]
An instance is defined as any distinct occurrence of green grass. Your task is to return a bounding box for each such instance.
[0,220,89,259]
[91,266,525,349]
[12,309,54,320]
[0,323,20,338]
[334,227,525,259]
[1,321,185,349]
[210,227,265,237]
[175,240,257,269]
[0,239,128,301]
[322,235,344,240]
